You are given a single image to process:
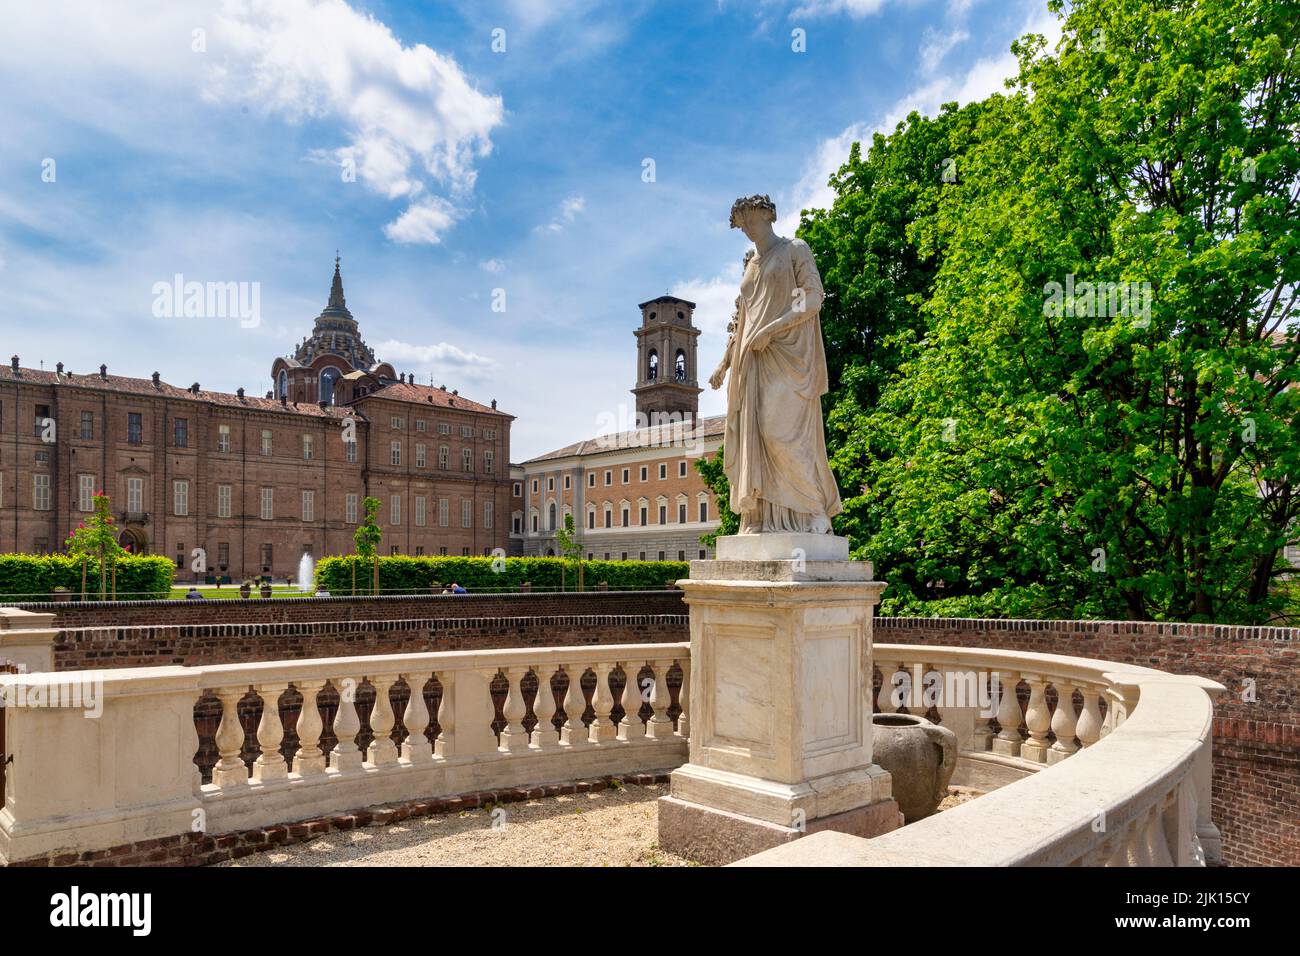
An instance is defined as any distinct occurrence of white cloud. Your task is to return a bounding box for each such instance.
[480,258,507,273]
[790,0,889,17]
[384,197,459,245]
[375,339,498,377]
[919,28,970,74]
[536,194,587,233]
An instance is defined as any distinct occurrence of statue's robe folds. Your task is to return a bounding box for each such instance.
[725,236,843,531]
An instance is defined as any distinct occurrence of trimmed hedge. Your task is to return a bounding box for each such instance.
[315,555,689,595]
[0,554,175,601]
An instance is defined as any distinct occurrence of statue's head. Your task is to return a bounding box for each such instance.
[729,194,777,239]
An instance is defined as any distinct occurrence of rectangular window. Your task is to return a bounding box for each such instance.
[391,441,402,466]
[484,501,493,529]
[218,424,231,453]
[604,508,612,528]
[345,493,358,524]
[587,510,595,530]
[485,428,496,439]
[127,412,143,445]
[588,473,596,488]
[126,477,143,513]
[415,496,427,526]
[415,545,425,556]
[640,466,648,482]
[78,474,95,512]
[463,448,473,472]
[217,484,231,518]
[659,505,667,524]
[261,430,273,456]
[438,445,449,469]
[547,477,554,491]
[678,550,686,561]
[33,474,51,511]
[174,418,189,448]
[659,463,667,480]
[391,416,404,429]
[302,490,314,522]
[260,487,273,520]
[639,552,646,561]
[513,482,522,497]
[621,468,629,484]
[531,479,539,494]
[679,503,687,523]
[513,514,522,534]
[460,425,473,438]
[564,474,571,490]
[416,420,427,433]
[484,450,494,473]
[462,499,472,528]
[391,495,401,526]
[415,443,426,467]
[260,544,273,571]
[439,498,449,527]
[303,435,314,460]
[174,480,189,516]
[640,506,648,525]
[438,422,451,435]
[346,440,357,463]
[218,543,230,568]
[679,460,687,477]
[699,500,708,522]
[699,549,707,559]
[34,404,50,438]
[622,507,630,528]
[80,410,94,440]
[658,551,665,562]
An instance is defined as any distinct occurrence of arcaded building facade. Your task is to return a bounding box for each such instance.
[0,263,513,583]
[515,295,723,561]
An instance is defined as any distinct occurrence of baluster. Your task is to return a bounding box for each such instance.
[292,679,327,775]
[531,665,560,750]
[618,661,646,742]
[1020,674,1051,762]
[1047,680,1079,764]
[331,676,363,772]
[646,660,674,740]
[990,670,1023,757]
[561,664,590,748]
[1105,819,1141,867]
[367,674,399,766]
[435,672,455,758]
[213,687,250,787]
[876,660,898,713]
[402,672,434,764]
[251,683,288,782]
[971,670,993,751]
[1076,684,1103,749]
[676,659,690,738]
[589,663,617,743]
[499,668,530,753]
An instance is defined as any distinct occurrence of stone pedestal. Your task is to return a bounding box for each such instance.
[658,534,899,864]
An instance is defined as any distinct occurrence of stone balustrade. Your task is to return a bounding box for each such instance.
[1,640,1221,867]
[738,644,1224,867]
[0,643,688,864]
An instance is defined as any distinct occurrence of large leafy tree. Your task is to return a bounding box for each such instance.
[840,0,1299,622]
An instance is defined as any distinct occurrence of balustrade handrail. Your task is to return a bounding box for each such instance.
[739,644,1224,867]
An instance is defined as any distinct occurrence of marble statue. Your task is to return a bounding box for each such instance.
[709,194,842,535]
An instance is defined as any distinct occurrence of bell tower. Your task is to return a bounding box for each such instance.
[632,295,701,423]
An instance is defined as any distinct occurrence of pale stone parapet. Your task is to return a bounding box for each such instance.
[735,647,1223,867]
[0,643,689,864]
[0,608,57,673]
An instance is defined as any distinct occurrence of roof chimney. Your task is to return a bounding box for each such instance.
[99,364,107,379]
[237,387,245,400]
[265,390,273,399]
[56,362,64,375]
[9,355,17,371]
[491,399,497,410]
[399,373,406,384]
[452,389,458,396]
[151,371,161,388]
[190,382,200,394]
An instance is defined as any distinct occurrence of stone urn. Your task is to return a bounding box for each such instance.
[259,581,273,599]
[239,580,252,599]
[871,713,958,823]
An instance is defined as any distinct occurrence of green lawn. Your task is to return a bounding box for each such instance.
[167,585,314,601]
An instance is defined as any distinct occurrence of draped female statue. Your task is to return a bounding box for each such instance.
[709,194,842,535]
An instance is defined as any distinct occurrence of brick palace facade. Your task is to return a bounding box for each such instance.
[0,260,515,582]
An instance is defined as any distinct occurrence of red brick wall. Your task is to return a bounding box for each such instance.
[875,616,1299,867]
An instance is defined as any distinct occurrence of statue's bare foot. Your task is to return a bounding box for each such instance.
[810,513,832,534]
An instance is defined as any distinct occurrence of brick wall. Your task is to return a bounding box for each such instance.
[875,616,1299,867]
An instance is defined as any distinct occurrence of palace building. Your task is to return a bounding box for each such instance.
[0,260,514,584]
[512,295,724,561]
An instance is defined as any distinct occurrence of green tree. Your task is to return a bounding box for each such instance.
[554,513,584,590]
[354,496,383,594]
[695,449,738,546]
[65,491,126,599]
[835,0,1299,622]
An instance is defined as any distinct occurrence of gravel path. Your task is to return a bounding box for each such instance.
[217,783,981,867]
[218,782,695,867]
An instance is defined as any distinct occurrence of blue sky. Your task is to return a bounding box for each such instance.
[0,0,1060,460]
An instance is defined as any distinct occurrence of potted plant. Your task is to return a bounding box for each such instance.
[259,580,273,599]
[239,579,252,599]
